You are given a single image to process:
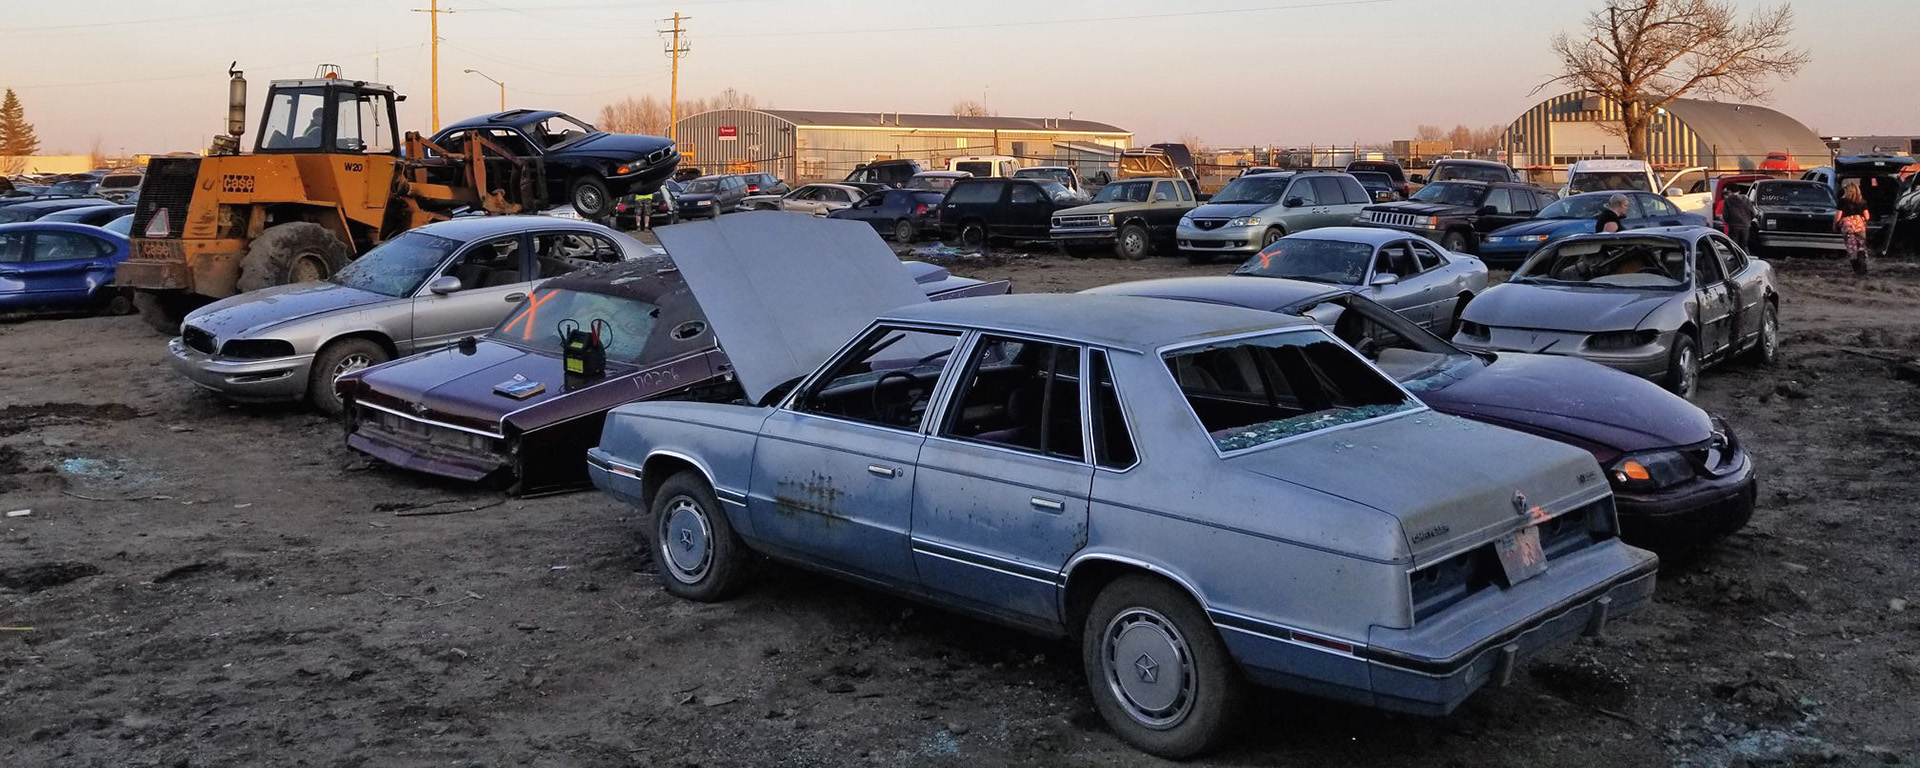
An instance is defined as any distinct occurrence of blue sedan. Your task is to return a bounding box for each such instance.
[588,286,1655,758]
[1479,191,1703,267]
[0,222,132,315]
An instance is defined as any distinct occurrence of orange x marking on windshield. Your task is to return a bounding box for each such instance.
[501,291,561,340]
[1258,249,1278,269]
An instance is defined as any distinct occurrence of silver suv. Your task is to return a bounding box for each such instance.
[1176,171,1371,263]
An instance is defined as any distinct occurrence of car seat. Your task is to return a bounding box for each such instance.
[482,269,523,287]
[452,263,491,290]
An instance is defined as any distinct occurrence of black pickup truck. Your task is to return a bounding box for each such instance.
[1742,179,1841,256]
[1357,180,1556,254]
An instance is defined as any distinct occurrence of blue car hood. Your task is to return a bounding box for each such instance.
[1489,218,1590,238]
[1417,352,1713,456]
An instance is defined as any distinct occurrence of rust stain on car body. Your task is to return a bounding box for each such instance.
[774,472,846,522]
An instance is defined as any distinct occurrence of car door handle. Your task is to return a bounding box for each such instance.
[0,269,20,277]
[1030,497,1065,512]
[867,464,900,479]
[504,292,527,303]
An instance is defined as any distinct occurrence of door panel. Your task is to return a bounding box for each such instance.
[24,231,109,305]
[410,233,533,350]
[751,410,924,586]
[1693,239,1737,356]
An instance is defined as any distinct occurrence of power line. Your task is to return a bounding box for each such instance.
[705,0,1427,38]
[15,45,430,90]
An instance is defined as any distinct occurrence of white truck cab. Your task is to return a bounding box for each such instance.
[1562,159,1711,215]
[947,155,1021,178]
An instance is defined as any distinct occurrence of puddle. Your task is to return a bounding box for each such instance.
[57,455,169,497]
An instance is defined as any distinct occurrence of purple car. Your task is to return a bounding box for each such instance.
[336,213,1010,495]
[1084,275,1755,551]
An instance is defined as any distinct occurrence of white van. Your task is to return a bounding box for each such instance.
[1563,159,1711,215]
[947,155,1020,178]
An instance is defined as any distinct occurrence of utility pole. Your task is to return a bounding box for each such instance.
[412,1,454,131]
[659,12,690,142]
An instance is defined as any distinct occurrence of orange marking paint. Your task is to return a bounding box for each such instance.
[500,291,561,340]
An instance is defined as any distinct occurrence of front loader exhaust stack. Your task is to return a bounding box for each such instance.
[226,62,248,139]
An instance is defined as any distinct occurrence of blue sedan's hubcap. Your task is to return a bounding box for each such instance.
[1103,608,1195,729]
[661,496,712,584]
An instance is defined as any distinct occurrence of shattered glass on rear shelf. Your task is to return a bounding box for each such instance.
[1212,402,1418,452]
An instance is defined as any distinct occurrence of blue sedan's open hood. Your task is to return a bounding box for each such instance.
[1488,218,1590,239]
[655,212,930,403]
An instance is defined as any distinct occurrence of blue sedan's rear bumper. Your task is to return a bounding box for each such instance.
[1214,538,1657,716]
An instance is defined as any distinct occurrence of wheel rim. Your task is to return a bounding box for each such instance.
[332,352,376,379]
[1762,308,1779,358]
[290,253,328,283]
[576,185,605,213]
[963,225,985,246]
[1263,230,1282,246]
[660,495,713,584]
[1122,230,1146,257]
[894,221,914,241]
[1101,607,1196,729]
[1678,344,1697,395]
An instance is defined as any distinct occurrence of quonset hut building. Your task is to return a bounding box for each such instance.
[1501,91,1830,180]
[672,109,1132,183]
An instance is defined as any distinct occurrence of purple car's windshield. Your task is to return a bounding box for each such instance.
[491,288,661,362]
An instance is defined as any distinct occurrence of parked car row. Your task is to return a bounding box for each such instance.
[12,204,1769,760]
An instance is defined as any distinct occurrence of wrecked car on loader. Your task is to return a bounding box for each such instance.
[586,290,1658,759]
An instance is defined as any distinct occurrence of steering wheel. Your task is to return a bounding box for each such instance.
[871,370,923,424]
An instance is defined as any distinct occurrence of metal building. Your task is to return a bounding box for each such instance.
[1501,91,1830,177]
[673,109,1132,182]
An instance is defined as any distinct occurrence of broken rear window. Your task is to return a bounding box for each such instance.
[1164,330,1415,453]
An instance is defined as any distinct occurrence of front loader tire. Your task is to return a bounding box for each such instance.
[133,291,204,335]
[236,223,353,294]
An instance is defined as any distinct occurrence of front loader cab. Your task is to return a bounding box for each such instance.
[254,78,401,156]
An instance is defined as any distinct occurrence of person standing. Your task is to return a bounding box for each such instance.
[1836,180,1871,276]
[1596,193,1630,233]
[1720,182,1757,250]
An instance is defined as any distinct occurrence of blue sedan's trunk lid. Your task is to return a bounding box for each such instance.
[1227,409,1608,565]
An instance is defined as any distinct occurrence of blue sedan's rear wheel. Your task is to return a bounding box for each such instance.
[892,218,917,243]
[1082,575,1245,759]
[651,472,753,601]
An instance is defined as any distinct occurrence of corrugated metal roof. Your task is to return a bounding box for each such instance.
[748,109,1127,134]
[1660,98,1827,159]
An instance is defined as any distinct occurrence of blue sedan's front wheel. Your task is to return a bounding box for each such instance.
[651,472,754,601]
[1083,575,1245,759]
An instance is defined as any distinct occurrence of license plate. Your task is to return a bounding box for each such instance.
[1495,526,1548,585]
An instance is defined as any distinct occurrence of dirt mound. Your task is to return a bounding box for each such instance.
[0,561,101,593]
[0,402,144,437]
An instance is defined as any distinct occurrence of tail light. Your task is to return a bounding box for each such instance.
[913,203,929,217]
[746,185,760,194]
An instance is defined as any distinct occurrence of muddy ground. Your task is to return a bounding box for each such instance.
[2,246,1918,767]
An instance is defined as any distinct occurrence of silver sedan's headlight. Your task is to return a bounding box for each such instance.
[1228,216,1261,227]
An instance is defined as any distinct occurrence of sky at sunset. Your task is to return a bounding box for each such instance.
[6,0,1915,155]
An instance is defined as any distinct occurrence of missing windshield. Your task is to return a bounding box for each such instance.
[1164,331,1415,453]
[1515,238,1687,288]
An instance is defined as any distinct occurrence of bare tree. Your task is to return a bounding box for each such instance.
[88,136,107,169]
[1176,132,1206,155]
[597,89,763,138]
[949,100,993,117]
[1414,124,1448,142]
[1542,0,1810,159]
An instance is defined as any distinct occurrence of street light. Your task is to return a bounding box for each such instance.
[462,68,505,112]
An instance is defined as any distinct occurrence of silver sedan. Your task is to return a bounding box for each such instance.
[1229,226,1488,334]
[743,183,865,216]
[167,216,645,414]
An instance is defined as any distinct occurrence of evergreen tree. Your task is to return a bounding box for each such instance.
[1,89,41,161]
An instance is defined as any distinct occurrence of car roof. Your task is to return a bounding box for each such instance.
[1282,226,1417,246]
[1433,159,1507,167]
[1553,226,1712,246]
[440,109,572,132]
[4,197,114,211]
[1081,276,1339,313]
[0,221,130,238]
[412,214,619,241]
[912,170,972,177]
[1569,159,1649,171]
[879,293,1312,353]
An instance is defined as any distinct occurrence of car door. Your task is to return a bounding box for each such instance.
[1404,239,1463,329]
[1006,182,1051,238]
[1366,240,1432,326]
[1709,233,1766,348]
[1282,177,1322,230]
[911,335,1093,625]
[1475,188,1529,236]
[17,230,115,306]
[846,192,890,231]
[0,232,36,307]
[1330,174,1372,224]
[1691,235,1738,359]
[1310,176,1352,229]
[778,186,815,214]
[1631,193,1689,228]
[750,325,965,587]
[408,232,535,350]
